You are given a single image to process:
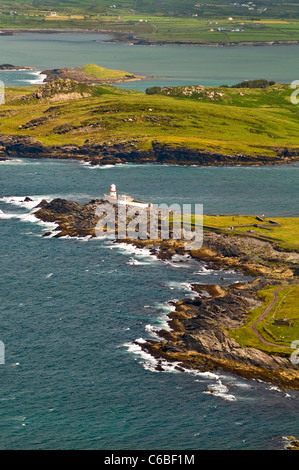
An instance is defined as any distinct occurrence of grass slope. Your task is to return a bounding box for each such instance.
[2,81,299,158]
[201,215,299,250]
[230,284,299,354]
[81,64,135,80]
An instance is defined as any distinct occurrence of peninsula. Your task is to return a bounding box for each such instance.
[40,63,143,85]
[31,194,299,390]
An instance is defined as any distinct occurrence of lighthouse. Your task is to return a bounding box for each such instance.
[109,183,117,199]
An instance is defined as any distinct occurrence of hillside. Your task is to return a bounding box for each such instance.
[1,79,299,165]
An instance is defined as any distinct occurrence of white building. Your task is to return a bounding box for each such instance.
[103,184,151,208]
[109,183,117,198]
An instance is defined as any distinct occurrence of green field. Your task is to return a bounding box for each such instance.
[2,78,299,158]
[230,284,299,354]
[200,215,299,250]
[2,0,299,44]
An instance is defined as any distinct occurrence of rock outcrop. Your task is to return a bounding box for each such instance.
[141,279,299,391]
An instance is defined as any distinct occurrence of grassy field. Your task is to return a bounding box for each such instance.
[229,284,299,355]
[2,79,299,158]
[174,213,299,250]
[200,215,299,249]
[81,64,135,80]
[2,1,299,44]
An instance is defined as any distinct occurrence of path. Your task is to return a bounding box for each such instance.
[250,287,291,349]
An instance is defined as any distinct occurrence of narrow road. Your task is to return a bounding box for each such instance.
[250,287,291,349]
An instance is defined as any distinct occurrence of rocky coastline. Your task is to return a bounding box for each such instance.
[1,136,299,167]
[31,196,299,390]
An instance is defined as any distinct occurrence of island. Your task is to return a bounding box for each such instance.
[30,194,299,391]
[1,73,299,166]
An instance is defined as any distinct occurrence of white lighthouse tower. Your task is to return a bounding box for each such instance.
[109,183,117,199]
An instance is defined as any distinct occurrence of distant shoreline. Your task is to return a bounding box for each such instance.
[2,28,299,47]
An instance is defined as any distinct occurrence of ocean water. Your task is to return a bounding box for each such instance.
[0,158,298,450]
[1,32,299,89]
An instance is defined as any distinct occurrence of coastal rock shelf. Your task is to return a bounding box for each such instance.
[141,279,299,391]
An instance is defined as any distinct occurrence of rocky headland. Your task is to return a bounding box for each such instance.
[0,64,35,70]
[31,196,299,390]
[40,64,143,85]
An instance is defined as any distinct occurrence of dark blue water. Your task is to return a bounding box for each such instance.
[1,33,299,88]
[0,158,298,450]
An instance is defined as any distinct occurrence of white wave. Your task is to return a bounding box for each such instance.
[164,259,190,269]
[107,241,158,261]
[145,324,163,339]
[142,301,177,331]
[57,234,93,242]
[0,158,24,164]
[267,385,284,393]
[19,71,47,85]
[167,281,197,298]
[167,281,193,292]
[0,209,17,219]
[125,340,182,374]
[203,379,237,401]
[83,162,124,169]
[0,195,44,210]
[194,265,216,275]
[153,301,176,315]
[127,257,148,266]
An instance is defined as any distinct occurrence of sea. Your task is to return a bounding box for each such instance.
[0,32,299,451]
